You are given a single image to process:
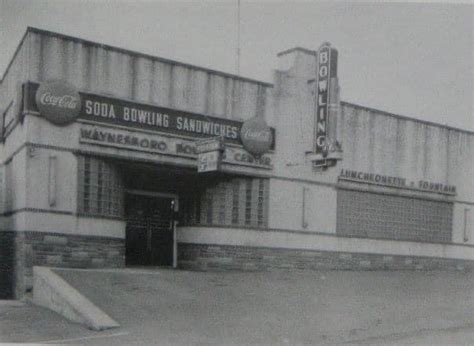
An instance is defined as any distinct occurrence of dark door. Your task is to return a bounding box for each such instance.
[125,194,174,266]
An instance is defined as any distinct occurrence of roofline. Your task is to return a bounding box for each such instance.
[18,27,273,87]
[0,29,30,83]
[341,101,474,135]
[277,47,316,57]
[1,28,471,135]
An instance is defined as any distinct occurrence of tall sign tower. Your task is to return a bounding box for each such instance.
[311,42,342,168]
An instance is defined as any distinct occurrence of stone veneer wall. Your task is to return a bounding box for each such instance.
[178,243,473,272]
[2,231,125,298]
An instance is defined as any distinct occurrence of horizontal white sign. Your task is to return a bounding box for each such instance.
[79,125,273,169]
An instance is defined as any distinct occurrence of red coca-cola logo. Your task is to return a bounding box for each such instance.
[240,118,273,155]
[35,80,81,125]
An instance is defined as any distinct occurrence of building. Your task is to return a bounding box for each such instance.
[1,27,472,299]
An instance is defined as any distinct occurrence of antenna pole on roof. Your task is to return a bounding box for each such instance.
[236,0,241,76]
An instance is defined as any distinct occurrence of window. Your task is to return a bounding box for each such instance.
[180,177,269,228]
[77,156,124,218]
[336,189,453,242]
[231,180,240,225]
[245,179,253,225]
[257,179,266,227]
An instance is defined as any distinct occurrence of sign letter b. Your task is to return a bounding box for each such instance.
[319,51,328,64]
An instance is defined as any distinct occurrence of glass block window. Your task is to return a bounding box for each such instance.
[337,189,453,243]
[77,156,124,218]
[205,190,213,224]
[257,179,266,227]
[180,177,269,228]
[217,182,227,225]
[231,180,240,225]
[245,179,253,225]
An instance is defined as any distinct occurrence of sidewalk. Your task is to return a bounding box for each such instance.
[1,269,473,344]
[0,299,101,344]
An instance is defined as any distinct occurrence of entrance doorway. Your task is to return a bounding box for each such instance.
[125,192,177,266]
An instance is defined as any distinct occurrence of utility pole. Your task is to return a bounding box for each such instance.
[236,0,241,75]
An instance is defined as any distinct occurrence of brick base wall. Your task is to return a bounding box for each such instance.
[3,231,125,298]
[178,243,474,272]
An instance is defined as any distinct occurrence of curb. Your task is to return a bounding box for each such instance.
[32,266,120,331]
[0,300,25,307]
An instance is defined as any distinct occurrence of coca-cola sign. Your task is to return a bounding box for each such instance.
[240,117,273,155]
[35,80,81,125]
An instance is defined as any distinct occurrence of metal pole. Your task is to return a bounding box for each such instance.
[302,187,308,229]
[236,0,241,75]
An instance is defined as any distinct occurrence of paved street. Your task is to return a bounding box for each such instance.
[1,269,473,345]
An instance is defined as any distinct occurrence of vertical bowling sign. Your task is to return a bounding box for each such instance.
[314,43,338,155]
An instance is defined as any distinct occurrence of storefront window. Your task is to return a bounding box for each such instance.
[181,177,269,228]
[77,156,124,218]
[231,180,240,225]
[336,189,453,243]
[245,179,253,225]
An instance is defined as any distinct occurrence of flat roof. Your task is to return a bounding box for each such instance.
[1,27,273,88]
[277,47,316,57]
[1,27,472,136]
[341,101,473,135]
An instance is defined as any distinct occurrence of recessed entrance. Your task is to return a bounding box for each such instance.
[125,193,176,266]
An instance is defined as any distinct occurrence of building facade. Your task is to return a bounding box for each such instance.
[1,28,472,298]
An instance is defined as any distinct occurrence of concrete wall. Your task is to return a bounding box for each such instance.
[3,148,27,214]
[0,29,472,294]
[3,116,126,239]
[271,50,318,180]
[337,104,474,203]
[24,28,273,125]
[33,267,119,331]
[177,226,474,262]
[270,48,473,247]
[25,148,76,213]
[0,27,276,243]
[268,178,336,233]
[453,203,473,244]
[0,61,30,296]
[272,48,473,192]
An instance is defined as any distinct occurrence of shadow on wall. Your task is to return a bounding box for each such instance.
[0,231,15,299]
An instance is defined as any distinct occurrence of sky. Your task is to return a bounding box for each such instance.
[0,0,473,131]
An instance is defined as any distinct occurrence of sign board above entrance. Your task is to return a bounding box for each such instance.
[339,169,456,195]
[198,151,220,173]
[195,136,224,154]
[196,137,224,173]
[24,82,275,149]
[79,124,273,170]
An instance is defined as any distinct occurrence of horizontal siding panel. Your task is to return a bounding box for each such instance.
[340,104,473,201]
[26,31,271,122]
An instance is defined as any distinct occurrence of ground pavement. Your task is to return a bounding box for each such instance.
[0,269,473,344]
